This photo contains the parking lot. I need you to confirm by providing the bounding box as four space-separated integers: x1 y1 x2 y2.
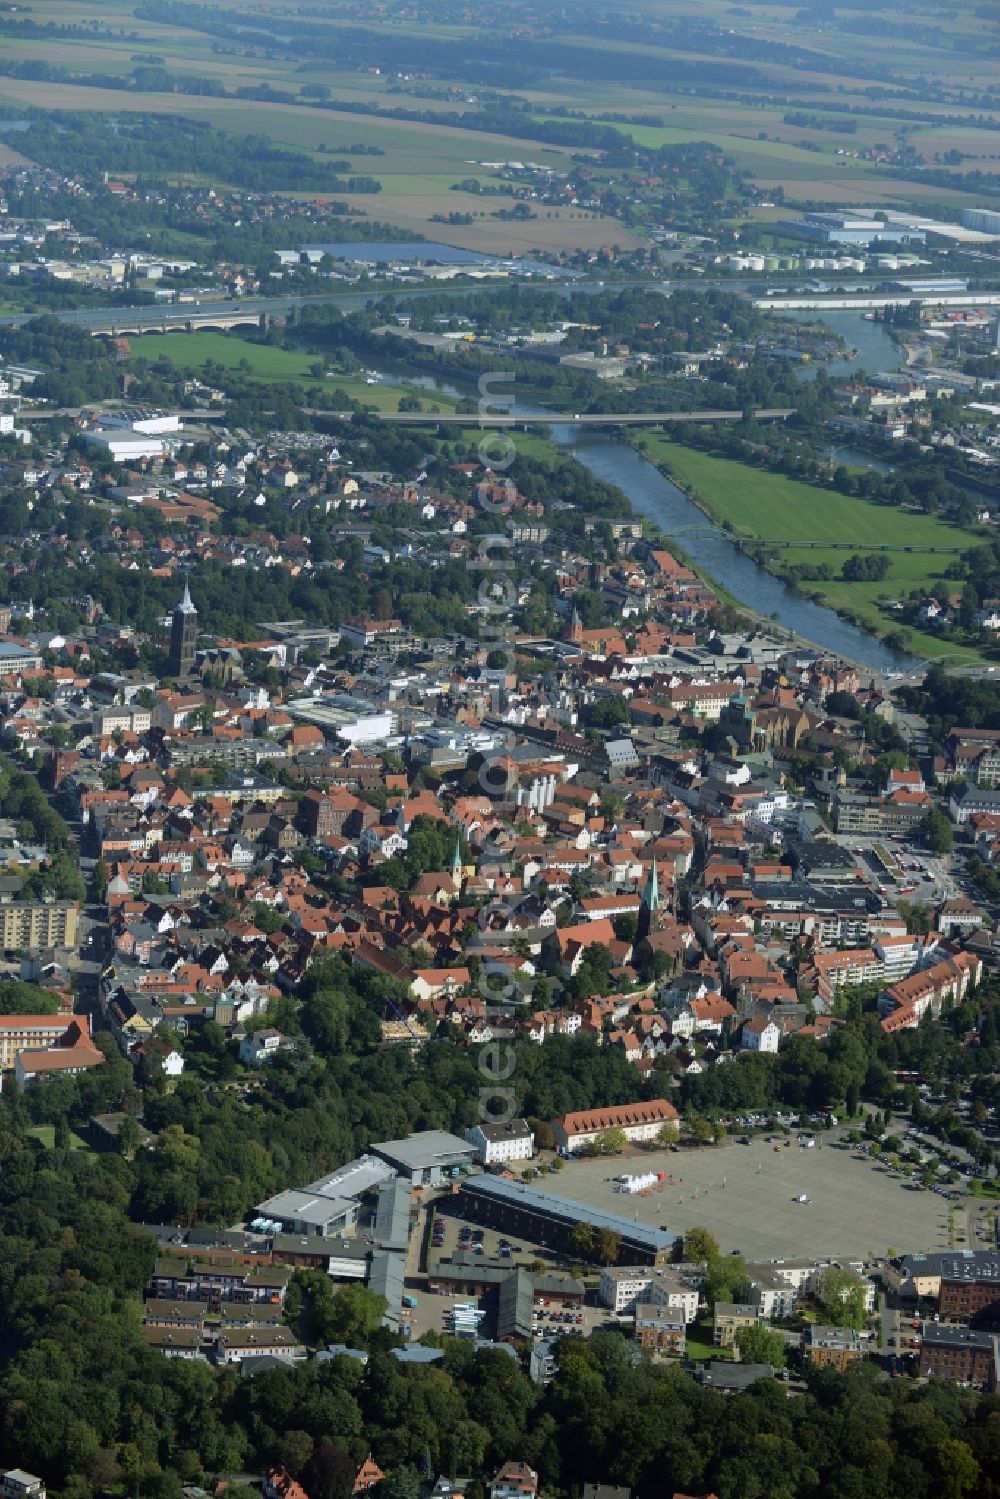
537 1135 966 1262
401 1202 600 1342
832 833 955 904
429 1204 534 1267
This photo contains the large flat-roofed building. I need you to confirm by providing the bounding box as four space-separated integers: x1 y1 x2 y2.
460 1175 678 1265
286 694 396 746
0 899 79 951
553 1098 678 1154
598 1263 700 1318
370 1129 477 1185
0 642 43 677
778 211 926 247
887 1251 1000 1320
254 1153 396 1237
599 1264 657 1313
254 1187 359 1239
80 428 165 462
962 208 1000 236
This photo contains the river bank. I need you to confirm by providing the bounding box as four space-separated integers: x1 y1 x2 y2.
537 419 921 671
369 301 966 671
616 433 991 668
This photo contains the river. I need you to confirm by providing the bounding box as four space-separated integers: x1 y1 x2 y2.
377 309 915 669
541 420 911 670
786 308 904 383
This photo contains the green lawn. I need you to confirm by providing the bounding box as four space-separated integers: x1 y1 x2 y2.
129 331 318 380
638 436 989 659
28 1124 91 1152
127 331 459 412
685 1321 728 1362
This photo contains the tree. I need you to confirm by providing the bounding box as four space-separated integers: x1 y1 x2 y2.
117 1116 141 1158
593 1126 628 1155
815 1268 867 1330
925 807 954 855
567 1221 594 1259
302 1441 357 1499
689 1116 714 1146
593 1228 621 1265
706 1252 748 1310
685 1226 720 1264
377 1467 422 1499
735 1323 786 1368
323 1283 387 1346
0 980 59 1015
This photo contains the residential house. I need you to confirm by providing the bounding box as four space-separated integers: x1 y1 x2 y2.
634 1305 686 1355
804 1324 863 1371
490 1466 539 1499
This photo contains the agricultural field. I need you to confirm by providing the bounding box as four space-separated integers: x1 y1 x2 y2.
0 72 632 252
126 330 461 414
638 436 986 658
2 0 997 239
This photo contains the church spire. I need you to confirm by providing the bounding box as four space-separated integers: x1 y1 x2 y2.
637 855 660 945
451 833 463 885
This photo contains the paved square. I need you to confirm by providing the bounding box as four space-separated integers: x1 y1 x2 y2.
536 1137 957 1262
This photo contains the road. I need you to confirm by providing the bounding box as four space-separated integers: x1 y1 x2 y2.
374 407 796 427
2 267 979 335
0 281 596 334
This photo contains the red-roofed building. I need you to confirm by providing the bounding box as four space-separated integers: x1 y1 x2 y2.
264 1469 308 1499
13 1015 105 1089
553 1098 678 1154
353 1460 385 1496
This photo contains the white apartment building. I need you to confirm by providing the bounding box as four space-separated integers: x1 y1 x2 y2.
599 1265 654 1313
874 934 920 981
645 1271 701 1323
599 1264 700 1321
464 1119 535 1166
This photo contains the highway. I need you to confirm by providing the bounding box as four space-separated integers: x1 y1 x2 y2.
0 295 305 334
5 271 993 335
0 283 595 334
